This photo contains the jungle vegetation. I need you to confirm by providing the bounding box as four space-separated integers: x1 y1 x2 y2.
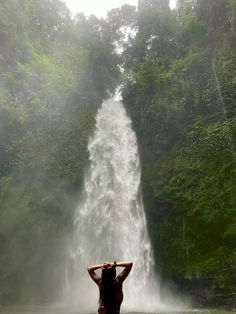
0 0 236 304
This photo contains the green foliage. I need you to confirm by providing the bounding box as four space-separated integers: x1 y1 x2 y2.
122 0 236 289
1 0 236 305
0 0 120 304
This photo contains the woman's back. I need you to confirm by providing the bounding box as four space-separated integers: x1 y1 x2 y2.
98 278 123 314
87 261 133 314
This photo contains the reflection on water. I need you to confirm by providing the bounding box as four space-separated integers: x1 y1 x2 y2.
0 307 235 314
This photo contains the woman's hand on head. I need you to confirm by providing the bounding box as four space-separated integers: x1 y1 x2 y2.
102 262 108 269
102 261 115 269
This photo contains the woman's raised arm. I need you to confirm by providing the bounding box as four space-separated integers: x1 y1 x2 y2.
115 261 133 283
87 263 103 285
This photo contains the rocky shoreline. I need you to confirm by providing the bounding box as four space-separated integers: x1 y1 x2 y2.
174 277 236 310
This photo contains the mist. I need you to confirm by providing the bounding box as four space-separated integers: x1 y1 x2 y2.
1 0 236 313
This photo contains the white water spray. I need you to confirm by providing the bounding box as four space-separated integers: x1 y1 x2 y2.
66 99 168 312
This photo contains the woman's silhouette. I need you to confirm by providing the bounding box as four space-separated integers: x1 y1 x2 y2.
87 260 133 314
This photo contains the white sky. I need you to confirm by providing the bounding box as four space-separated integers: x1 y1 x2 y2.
63 0 177 18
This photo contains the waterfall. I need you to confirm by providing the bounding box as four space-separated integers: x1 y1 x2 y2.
66 98 162 312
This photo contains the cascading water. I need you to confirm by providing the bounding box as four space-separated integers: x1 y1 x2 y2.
66 98 165 312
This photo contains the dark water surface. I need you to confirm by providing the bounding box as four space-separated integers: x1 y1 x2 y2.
0 307 235 314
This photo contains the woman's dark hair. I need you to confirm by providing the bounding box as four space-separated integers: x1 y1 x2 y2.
99 267 116 313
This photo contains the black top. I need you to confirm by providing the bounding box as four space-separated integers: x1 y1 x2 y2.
98 279 123 314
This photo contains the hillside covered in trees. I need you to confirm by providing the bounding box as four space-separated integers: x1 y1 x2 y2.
0 0 236 306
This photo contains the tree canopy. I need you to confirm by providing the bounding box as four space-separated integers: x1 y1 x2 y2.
0 0 236 305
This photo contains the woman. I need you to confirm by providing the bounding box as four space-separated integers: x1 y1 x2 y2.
87 260 133 314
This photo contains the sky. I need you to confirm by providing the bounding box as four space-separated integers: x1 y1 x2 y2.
63 0 177 18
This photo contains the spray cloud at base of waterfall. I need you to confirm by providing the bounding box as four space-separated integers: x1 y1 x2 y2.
65 98 186 312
